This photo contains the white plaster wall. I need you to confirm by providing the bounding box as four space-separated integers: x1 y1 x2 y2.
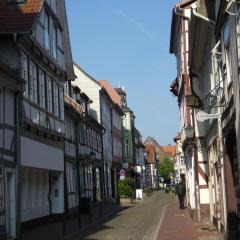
21 167 50 222
200 189 210 204
73 65 101 122
21 137 64 171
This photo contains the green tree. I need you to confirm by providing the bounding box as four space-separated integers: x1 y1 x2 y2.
159 156 175 181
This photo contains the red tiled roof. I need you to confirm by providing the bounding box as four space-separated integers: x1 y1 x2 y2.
99 80 121 106
0 0 43 33
161 146 176 157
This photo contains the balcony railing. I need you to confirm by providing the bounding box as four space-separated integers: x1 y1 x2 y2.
201 80 225 110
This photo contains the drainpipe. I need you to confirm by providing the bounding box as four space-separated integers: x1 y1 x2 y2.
15 91 21 240
192 3 215 28
12 32 22 240
75 119 81 228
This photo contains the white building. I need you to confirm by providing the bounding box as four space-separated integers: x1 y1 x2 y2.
73 64 114 202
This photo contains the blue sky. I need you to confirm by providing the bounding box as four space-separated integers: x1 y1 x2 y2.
65 0 179 145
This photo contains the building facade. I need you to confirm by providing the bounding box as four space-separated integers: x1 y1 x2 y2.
0 0 74 239
170 0 240 239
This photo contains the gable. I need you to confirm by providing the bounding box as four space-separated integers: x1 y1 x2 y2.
33 0 74 80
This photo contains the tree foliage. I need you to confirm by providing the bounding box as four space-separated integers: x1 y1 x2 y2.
159 156 175 181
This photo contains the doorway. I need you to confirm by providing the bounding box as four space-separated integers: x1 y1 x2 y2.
50 172 64 216
5 169 16 239
224 129 239 240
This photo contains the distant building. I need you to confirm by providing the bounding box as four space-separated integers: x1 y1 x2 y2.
99 80 124 201
161 145 176 160
144 144 158 189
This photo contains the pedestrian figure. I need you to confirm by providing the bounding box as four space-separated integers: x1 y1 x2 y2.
176 180 186 209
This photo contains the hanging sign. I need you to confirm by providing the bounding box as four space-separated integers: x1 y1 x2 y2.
196 111 220 122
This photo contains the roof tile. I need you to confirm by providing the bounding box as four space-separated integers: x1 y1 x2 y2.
0 0 43 33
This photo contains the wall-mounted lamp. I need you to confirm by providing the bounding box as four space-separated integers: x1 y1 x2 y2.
185 95 201 108
89 151 96 160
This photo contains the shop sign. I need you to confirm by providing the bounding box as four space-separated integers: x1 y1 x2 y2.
196 111 220 122
119 169 125 180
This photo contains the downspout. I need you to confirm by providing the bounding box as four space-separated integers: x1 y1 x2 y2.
99 90 106 203
13 32 22 240
75 118 81 228
15 91 21 240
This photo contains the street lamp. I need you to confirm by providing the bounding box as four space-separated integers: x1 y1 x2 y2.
184 125 194 139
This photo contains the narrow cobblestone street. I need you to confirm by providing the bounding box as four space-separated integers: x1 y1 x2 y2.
67 191 172 240
66 191 223 240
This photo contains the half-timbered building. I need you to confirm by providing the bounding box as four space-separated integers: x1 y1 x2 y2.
0 0 74 238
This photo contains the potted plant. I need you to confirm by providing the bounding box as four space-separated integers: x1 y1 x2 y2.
118 178 134 205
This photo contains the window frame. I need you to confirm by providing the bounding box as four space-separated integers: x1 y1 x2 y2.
53 80 59 117
38 68 46 109
21 52 29 98
29 60 38 103
44 11 50 51
46 75 53 113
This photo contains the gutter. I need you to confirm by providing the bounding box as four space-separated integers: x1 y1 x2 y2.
192 2 215 28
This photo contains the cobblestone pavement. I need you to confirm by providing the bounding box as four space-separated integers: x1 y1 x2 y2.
67 191 172 240
157 200 223 240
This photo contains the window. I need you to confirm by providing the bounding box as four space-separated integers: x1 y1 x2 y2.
71 87 76 101
59 87 64 120
225 43 232 85
52 25 57 59
39 69 46 108
29 61 38 103
57 28 65 69
44 12 50 50
64 81 69 95
47 76 53 113
125 139 129 156
53 81 59 117
236 12 240 65
21 53 29 97
223 20 232 86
